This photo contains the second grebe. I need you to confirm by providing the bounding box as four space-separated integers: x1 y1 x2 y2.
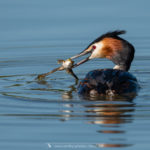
70 30 139 96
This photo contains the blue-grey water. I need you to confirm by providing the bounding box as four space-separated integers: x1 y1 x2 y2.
0 0 150 149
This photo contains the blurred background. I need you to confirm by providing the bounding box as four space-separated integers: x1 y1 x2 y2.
0 0 150 41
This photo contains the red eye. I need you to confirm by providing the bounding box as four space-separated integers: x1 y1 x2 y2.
92 45 96 49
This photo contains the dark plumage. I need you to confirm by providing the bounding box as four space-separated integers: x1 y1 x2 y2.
78 69 139 96
86 30 126 49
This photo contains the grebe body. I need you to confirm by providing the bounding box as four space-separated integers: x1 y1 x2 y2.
78 69 139 96
70 30 139 96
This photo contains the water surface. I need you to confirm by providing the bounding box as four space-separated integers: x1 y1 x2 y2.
0 0 150 149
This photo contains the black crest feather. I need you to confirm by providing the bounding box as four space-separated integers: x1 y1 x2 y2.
87 30 126 48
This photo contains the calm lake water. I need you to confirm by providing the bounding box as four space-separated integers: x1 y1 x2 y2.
0 0 150 149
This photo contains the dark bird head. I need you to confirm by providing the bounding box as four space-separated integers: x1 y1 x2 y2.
71 30 135 71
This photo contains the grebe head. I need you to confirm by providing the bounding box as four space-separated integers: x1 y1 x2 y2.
71 30 135 71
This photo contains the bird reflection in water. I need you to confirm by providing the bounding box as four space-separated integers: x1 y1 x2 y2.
61 93 135 148
36 78 77 100
36 78 135 148
61 85 77 100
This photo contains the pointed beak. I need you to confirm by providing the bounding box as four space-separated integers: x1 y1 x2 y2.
70 49 91 59
70 47 93 68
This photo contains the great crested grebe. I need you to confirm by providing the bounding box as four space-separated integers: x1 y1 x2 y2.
70 30 139 96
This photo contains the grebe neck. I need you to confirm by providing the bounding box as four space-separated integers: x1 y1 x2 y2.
113 65 129 71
